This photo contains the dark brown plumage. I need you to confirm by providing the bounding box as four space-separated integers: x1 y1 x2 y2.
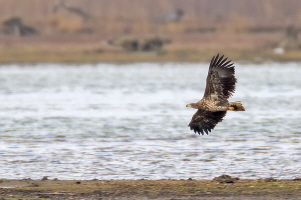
186 54 245 135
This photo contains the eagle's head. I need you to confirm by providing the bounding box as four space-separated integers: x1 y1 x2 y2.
186 103 198 109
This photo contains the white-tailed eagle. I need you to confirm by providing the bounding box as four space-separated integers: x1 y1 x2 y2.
186 54 245 135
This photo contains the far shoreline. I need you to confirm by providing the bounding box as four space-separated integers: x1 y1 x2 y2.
1 49 301 65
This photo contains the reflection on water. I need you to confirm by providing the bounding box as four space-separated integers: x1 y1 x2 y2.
0 62 301 180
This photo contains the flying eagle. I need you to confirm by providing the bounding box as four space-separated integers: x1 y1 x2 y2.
186 54 245 135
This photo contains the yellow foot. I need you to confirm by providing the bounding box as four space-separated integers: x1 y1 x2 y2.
228 107 235 111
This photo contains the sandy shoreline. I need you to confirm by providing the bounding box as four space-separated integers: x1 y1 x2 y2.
1 176 301 199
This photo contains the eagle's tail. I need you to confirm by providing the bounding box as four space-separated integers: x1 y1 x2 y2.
228 101 245 111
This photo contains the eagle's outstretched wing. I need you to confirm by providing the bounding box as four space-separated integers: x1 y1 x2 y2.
188 109 227 135
203 54 236 101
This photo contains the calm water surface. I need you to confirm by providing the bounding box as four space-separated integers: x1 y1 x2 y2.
0 62 301 180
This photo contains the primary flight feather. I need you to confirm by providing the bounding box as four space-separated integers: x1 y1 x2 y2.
186 54 245 135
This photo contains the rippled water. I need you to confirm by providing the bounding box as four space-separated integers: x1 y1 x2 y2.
0 62 301 180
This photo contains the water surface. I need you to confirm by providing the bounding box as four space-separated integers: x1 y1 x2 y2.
0 62 301 180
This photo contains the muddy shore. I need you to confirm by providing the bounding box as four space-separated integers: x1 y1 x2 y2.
1 176 301 200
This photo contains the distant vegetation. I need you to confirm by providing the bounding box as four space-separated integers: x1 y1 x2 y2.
0 0 300 35
0 0 301 63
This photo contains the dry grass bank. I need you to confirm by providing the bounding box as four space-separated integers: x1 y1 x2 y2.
1 178 301 199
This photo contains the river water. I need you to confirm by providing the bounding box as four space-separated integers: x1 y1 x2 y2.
0 62 301 180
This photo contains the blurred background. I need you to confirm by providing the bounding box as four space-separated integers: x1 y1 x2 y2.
1 0 301 62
